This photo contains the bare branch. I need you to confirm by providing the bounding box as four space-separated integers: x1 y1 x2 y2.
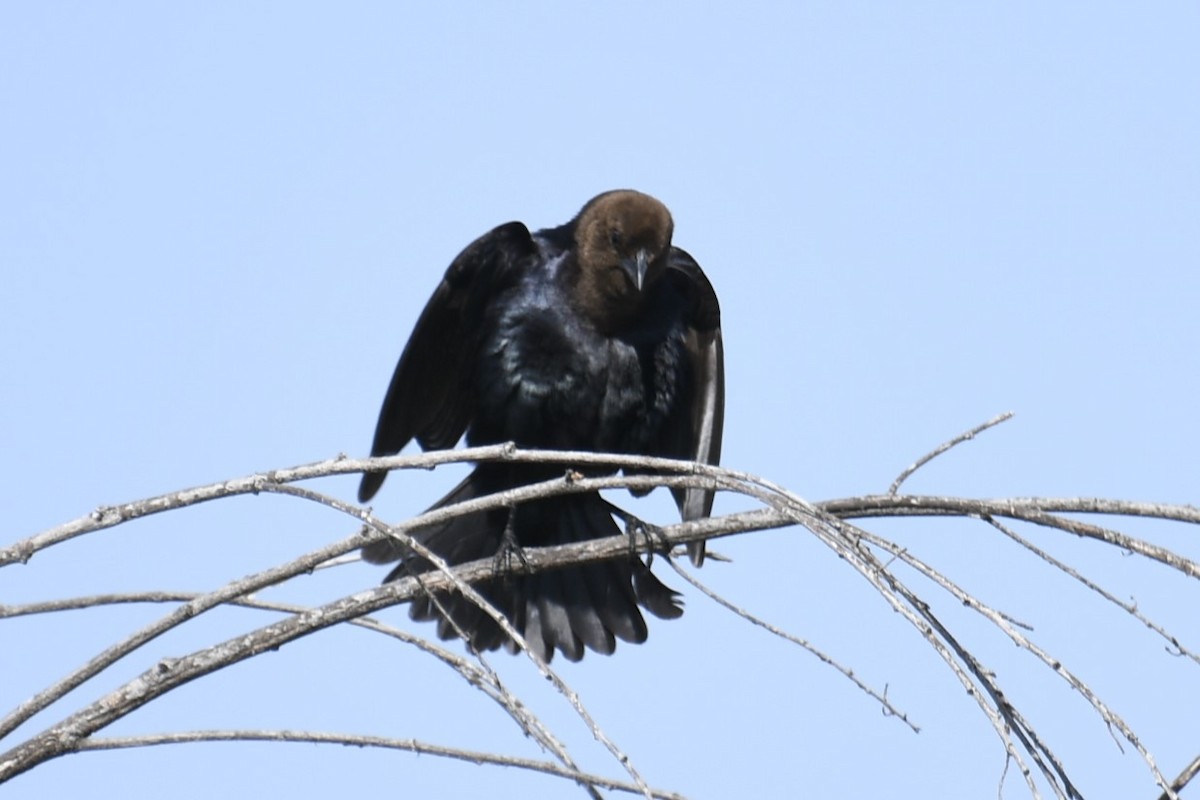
0 494 778 784
854 524 1171 794
0 531 364 742
889 412 1015 495
1159 752 1200 800
668 559 920 733
4 446 1198 796
819 495 1200 579
73 730 685 800
985 517 1200 666
0 590 579 769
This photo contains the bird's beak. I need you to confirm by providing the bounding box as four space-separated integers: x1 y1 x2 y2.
622 250 650 292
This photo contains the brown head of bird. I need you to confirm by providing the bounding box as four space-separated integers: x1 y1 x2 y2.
571 189 674 333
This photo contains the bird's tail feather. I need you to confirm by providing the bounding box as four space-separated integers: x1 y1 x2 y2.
362 470 683 661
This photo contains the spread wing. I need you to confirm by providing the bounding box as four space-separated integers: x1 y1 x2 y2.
662 247 725 566
358 222 536 502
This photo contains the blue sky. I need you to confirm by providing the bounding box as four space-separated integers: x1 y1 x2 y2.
3 3 1199 797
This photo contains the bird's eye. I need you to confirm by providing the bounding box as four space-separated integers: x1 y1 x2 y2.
608 229 623 248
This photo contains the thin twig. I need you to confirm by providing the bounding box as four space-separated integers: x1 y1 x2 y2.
702 478 1053 796
814 514 1062 798
0 532 365 742
855 524 1171 795
712 469 1060 796
889 412 1015 495
668 558 919 733
0 590 577 768
984 516 1200 666
73 730 685 800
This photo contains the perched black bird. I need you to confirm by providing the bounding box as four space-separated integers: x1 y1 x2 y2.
359 190 724 661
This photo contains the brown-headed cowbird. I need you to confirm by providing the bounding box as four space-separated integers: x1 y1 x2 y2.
359 189 724 661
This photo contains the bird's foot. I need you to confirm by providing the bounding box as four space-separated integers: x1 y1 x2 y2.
493 506 530 577
608 505 669 566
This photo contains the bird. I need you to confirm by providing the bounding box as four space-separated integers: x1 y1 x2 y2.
358 189 724 662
